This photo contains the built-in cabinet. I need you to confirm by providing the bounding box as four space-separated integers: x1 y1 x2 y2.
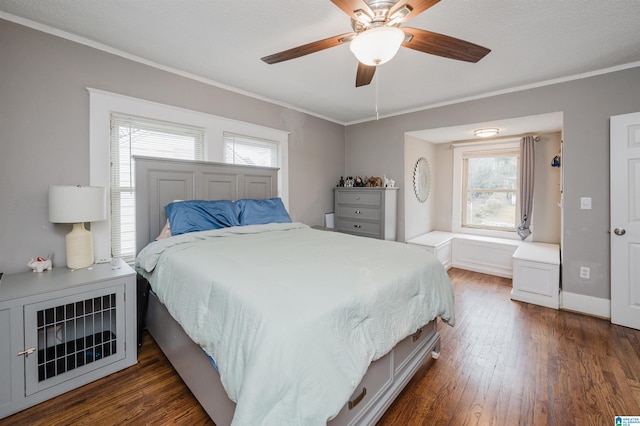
408 231 560 309
0 259 137 419
334 187 399 240
406 231 453 270
511 244 560 309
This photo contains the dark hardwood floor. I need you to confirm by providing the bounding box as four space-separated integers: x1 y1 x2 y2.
4 268 640 425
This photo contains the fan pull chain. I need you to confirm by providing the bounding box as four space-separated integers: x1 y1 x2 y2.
375 66 379 121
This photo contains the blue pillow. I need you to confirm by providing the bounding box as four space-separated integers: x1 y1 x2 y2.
165 200 240 236
235 198 291 225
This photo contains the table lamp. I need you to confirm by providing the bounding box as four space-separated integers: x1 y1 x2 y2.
48 185 107 269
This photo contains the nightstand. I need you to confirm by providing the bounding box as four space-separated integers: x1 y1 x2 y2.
0 258 137 419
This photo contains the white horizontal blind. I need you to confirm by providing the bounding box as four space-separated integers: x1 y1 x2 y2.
223 132 278 167
110 113 204 261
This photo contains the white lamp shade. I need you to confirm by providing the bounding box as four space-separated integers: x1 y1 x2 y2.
350 26 405 66
49 185 106 223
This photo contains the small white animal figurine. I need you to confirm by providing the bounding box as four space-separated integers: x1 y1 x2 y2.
28 257 52 272
383 175 396 188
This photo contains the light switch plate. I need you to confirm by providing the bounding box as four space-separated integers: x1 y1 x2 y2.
580 197 592 210
580 266 591 279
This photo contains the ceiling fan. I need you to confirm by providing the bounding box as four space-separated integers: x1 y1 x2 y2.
261 0 491 87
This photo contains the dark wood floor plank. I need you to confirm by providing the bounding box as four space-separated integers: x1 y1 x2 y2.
3 268 639 425
379 268 640 425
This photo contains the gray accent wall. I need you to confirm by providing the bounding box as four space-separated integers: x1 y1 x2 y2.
346 66 640 301
3 16 640 306
0 19 345 274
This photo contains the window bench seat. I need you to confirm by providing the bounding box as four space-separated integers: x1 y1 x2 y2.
407 231 560 309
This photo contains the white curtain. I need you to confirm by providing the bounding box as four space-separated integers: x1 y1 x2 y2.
517 136 535 239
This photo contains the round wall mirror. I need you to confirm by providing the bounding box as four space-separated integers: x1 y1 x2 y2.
413 157 431 203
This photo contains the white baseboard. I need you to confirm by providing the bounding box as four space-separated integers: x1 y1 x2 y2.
561 291 611 319
451 260 512 278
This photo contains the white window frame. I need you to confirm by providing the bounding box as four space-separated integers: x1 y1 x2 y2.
89 88 289 263
110 113 205 262
223 132 279 167
452 139 523 240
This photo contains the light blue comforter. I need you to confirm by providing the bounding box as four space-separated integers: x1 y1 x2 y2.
136 222 454 425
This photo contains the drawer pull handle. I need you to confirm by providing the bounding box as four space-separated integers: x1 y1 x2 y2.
18 347 36 358
348 387 367 409
412 328 423 342
355 210 361 214
354 225 362 228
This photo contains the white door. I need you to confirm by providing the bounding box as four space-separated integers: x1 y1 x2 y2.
610 111 640 330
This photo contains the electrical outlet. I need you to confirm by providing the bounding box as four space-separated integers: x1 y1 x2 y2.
580 197 592 210
580 266 591 279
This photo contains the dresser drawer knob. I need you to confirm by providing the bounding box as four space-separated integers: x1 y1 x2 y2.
354 225 362 228
355 210 361 214
356 196 360 200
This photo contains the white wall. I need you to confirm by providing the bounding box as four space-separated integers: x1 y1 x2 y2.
404 135 436 240
433 143 454 232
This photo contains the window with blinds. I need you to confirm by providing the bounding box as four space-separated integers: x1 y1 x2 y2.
223 132 278 167
110 113 204 261
461 147 520 231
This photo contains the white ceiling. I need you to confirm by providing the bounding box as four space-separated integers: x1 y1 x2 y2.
1 0 639 127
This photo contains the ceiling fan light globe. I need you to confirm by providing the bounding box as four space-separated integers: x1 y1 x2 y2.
349 26 404 66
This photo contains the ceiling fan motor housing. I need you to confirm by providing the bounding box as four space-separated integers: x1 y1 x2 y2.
352 0 407 31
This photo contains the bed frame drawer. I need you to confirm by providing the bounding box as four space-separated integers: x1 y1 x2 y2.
393 320 437 375
332 352 392 425
330 319 440 426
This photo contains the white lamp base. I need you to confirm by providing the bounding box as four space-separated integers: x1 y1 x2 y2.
66 222 94 269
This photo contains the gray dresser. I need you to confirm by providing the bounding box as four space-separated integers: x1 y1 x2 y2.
334 187 399 240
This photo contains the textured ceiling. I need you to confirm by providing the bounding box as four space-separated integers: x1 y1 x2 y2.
1 0 639 125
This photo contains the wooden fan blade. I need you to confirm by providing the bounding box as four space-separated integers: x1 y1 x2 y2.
389 0 441 22
355 62 376 87
402 27 490 63
261 32 355 64
331 0 373 20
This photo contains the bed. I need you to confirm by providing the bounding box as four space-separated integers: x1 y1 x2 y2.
134 156 454 426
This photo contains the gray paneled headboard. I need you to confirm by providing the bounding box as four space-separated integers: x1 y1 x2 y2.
134 156 279 254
